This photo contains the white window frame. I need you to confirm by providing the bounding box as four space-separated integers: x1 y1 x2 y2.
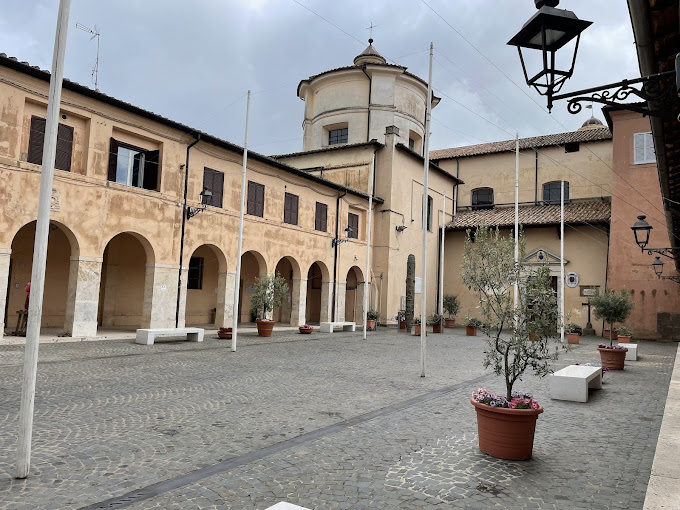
634 132 655 165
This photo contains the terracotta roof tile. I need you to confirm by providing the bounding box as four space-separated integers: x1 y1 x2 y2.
447 198 611 230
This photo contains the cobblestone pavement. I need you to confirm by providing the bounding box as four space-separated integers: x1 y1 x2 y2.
0 329 675 509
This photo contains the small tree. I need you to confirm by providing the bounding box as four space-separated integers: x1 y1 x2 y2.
461 226 559 400
590 289 634 345
250 274 289 320
443 294 460 318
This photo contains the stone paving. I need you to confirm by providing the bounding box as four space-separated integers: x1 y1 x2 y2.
0 328 675 509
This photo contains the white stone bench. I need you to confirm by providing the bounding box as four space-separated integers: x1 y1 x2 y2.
624 343 638 361
549 365 602 403
135 327 204 345
319 321 356 333
266 504 310 510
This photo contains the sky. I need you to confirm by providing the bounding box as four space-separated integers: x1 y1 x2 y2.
0 0 640 155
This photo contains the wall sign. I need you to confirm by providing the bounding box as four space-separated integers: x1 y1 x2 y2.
566 272 579 288
580 285 600 297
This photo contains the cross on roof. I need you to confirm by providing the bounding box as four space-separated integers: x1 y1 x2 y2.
366 22 377 40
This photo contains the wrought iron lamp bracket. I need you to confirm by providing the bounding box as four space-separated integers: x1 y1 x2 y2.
657 274 680 283
644 247 678 260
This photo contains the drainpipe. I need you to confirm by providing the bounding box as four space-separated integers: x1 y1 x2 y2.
331 190 347 322
455 158 460 208
361 65 372 142
534 149 539 204
176 133 201 327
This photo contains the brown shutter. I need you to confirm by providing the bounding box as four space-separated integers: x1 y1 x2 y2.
202 167 213 205
107 138 119 182
284 193 291 223
291 194 298 225
256 183 265 217
348 213 359 239
27 116 46 165
55 123 73 172
142 150 160 190
321 203 327 231
212 169 223 208
247 181 255 215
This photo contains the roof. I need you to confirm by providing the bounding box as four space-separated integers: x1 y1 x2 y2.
430 127 612 160
272 141 383 159
446 198 611 231
353 39 386 65
394 143 464 185
0 53 382 205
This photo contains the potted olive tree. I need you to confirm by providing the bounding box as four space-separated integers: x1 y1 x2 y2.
462 226 559 460
465 316 482 336
443 294 460 328
366 309 380 331
250 274 289 337
566 323 582 344
428 313 444 333
590 289 634 369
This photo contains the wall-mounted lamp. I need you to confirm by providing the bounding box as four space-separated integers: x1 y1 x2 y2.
395 225 407 233
186 188 212 220
332 227 352 248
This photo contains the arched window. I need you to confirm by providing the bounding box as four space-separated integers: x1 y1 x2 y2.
543 181 569 205
471 188 494 210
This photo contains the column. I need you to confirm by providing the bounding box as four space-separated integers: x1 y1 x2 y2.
0 249 10 341
356 281 367 327
64 256 103 338
101 264 118 327
142 263 180 328
290 277 307 326
320 280 332 323
335 281 346 322
216 270 236 328
175 266 188 328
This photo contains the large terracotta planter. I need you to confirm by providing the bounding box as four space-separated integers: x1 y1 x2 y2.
217 330 232 340
618 335 631 343
413 324 421 336
256 320 275 337
604 328 618 341
445 318 455 328
299 326 313 334
471 398 543 460
399 321 406 330
567 333 580 344
366 319 376 331
598 347 627 370
466 326 477 336
433 323 443 334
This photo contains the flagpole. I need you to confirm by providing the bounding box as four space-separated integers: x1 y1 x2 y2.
439 192 445 319
232 91 251 352
16 0 71 479
514 133 519 319
420 42 433 378
560 179 565 343
362 153 375 340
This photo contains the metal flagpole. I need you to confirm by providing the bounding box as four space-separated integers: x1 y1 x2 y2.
232 91 251 352
16 0 71 479
560 180 565 343
439 192 445 317
514 133 519 318
420 42 433 378
362 153 375 340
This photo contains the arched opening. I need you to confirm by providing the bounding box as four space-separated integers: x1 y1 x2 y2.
185 244 226 327
238 250 267 323
6 221 77 333
98 232 153 330
273 256 300 324
306 261 330 324
345 266 364 322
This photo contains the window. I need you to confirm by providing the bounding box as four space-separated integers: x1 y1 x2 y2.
543 181 569 205
634 132 655 164
315 202 328 232
27 115 74 172
247 181 265 217
187 257 203 290
408 138 415 150
426 195 433 231
471 188 494 210
347 212 359 239
564 142 580 153
284 192 299 225
329 127 348 145
202 167 224 208
107 138 160 190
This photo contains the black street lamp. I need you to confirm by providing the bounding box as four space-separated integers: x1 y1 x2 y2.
631 215 652 250
653 256 664 276
186 188 212 220
630 214 680 283
508 1 679 117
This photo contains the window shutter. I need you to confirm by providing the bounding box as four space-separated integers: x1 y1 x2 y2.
108 138 119 182
284 193 291 223
256 183 265 217
55 123 73 172
27 116 46 165
634 133 645 164
644 132 655 164
315 202 327 231
247 181 255 215
202 168 213 205
291 194 298 225
212 170 223 208
142 150 160 190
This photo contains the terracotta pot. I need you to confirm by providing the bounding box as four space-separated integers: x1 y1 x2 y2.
604 328 618 341
618 335 631 343
529 332 539 341
217 331 232 339
433 323 443 333
399 320 406 330
598 347 628 370
366 319 376 331
299 327 313 334
567 333 580 344
445 318 456 328
256 320 275 337
466 325 477 336
413 324 421 336
471 398 543 460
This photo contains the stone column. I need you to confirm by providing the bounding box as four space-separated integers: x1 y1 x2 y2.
101 265 118 327
320 280 332 323
356 281 367 326
290 278 308 326
216 270 236 328
142 263 180 329
335 281 346 322
175 266 188 328
0 249 11 341
65 256 103 338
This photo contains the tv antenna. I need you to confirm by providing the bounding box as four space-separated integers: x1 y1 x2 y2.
76 22 100 91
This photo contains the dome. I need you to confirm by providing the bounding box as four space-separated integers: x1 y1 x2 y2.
353 39 387 66
578 115 604 130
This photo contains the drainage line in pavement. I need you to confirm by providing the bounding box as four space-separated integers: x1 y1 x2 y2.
79 373 490 510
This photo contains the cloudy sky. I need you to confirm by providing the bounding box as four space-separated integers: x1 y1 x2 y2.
0 0 639 155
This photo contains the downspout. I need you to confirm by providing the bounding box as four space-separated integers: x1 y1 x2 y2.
176 133 201 327
361 65 372 142
331 190 348 322
534 149 539 204
455 158 460 208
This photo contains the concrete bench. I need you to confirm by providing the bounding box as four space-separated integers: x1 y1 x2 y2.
319 321 356 333
624 343 638 361
135 327 204 345
549 364 602 403
266 504 310 510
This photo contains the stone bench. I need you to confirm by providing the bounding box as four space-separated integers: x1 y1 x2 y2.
135 327 204 345
624 343 638 361
319 321 356 333
266 504 310 510
549 364 602 403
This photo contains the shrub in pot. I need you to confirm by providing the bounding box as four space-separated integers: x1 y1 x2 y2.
366 309 380 331
413 316 422 336
590 289 634 366
617 324 633 343
461 226 559 460
299 324 314 334
218 327 232 339
465 316 482 336
566 323 582 344
250 274 289 337
443 294 460 328
396 310 406 330
428 313 444 333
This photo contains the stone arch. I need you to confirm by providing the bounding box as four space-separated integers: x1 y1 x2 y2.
184 244 228 327
238 250 268 323
100 230 156 267
273 256 302 324
306 261 331 324
344 265 365 323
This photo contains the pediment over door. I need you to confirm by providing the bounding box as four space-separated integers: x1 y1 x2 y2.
523 248 569 266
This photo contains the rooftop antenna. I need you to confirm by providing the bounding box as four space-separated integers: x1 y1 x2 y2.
75 22 100 91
